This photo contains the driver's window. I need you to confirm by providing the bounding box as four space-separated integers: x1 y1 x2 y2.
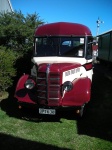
86 43 92 59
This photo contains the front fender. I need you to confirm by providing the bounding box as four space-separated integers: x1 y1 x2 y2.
15 74 29 92
14 74 36 104
62 77 92 106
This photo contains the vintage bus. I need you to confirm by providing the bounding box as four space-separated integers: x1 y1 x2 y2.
15 22 93 117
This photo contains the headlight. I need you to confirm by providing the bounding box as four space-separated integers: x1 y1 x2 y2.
63 81 73 91
25 79 35 89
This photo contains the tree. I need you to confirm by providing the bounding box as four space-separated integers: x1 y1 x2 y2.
0 11 44 54
0 11 44 93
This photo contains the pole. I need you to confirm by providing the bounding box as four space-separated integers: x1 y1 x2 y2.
96 17 104 36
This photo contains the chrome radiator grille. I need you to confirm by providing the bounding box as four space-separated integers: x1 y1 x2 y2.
37 72 47 102
37 72 60 104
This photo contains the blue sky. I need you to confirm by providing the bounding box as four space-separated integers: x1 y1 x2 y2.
11 0 112 36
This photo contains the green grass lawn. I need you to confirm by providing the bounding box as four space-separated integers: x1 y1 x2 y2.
0 71 112 150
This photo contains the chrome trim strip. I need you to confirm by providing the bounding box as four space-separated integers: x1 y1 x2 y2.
46 64 50 103
37 96 46 99
37 84 46 86
49 98 59 100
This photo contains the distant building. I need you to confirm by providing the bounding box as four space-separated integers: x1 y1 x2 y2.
0 0 13 13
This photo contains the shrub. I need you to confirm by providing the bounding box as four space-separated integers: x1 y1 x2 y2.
0 46 17 93
0 11 44 77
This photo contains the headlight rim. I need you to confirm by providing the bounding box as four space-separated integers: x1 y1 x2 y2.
63 81 73 92
25 79 35 90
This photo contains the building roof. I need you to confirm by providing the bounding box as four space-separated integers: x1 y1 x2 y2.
97 29 112 37
0 0 13 13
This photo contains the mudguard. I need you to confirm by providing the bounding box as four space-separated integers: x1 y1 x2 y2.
62 77 91 106
15 74 36 104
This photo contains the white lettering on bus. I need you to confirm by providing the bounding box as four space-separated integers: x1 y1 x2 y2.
65 68 80 77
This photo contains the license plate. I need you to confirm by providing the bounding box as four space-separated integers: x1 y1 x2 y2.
39 108 56 115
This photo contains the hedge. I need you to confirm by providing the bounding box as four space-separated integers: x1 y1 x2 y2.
0 46 17 93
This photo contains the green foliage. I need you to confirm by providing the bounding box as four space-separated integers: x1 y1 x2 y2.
0 11 44 92
0 11 44 54
0 46 17 92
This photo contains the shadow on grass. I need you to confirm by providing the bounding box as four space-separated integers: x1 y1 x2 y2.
77 71 112 142
0 75 77 122
0 92 77 123
0 133 70 150
0 77 22 119
0 67 112 142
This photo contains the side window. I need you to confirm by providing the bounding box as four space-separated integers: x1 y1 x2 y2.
36 38 48 46
86 43 92 59
35 38 42 45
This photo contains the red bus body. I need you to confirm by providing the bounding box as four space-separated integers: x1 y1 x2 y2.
15 22 93 116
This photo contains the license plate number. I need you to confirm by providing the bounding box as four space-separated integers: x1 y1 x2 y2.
39 108 56 115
